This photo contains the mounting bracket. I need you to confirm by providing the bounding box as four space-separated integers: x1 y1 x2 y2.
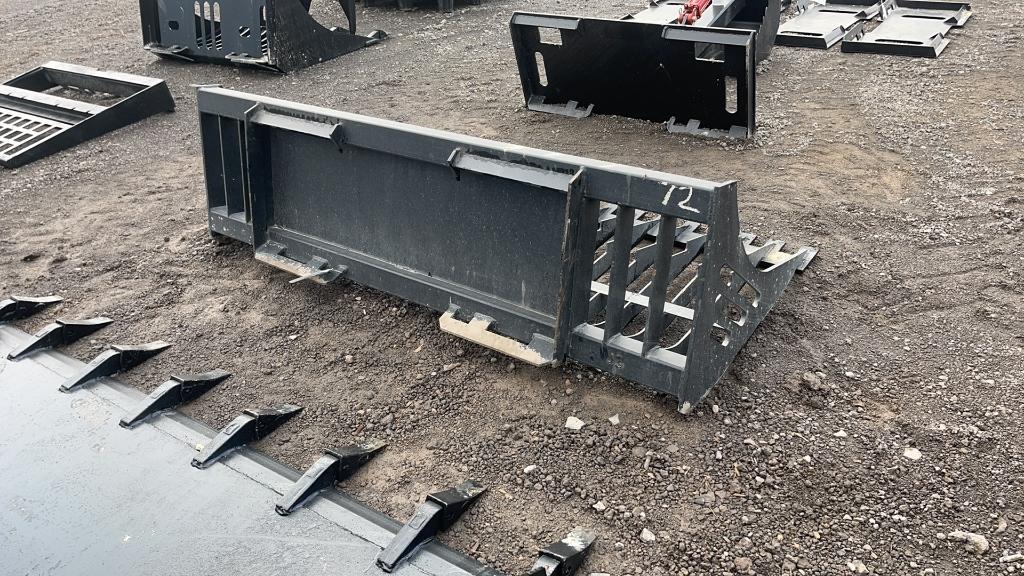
119 370 231 428
0 295 63 323
7 317 113 361
192 405 303 469
528 527 598 576
59 341 172 392
275 441 387 515
377 480 487 572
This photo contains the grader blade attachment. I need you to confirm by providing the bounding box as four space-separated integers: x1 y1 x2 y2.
198 87 816 413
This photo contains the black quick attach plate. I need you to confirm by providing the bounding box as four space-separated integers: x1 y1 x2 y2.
0 62 173 169
0 295 62 322
119 370 231 428
276 441 387 515
842 0 972 57
776 0 883 48
510 0 780 138
59 341 172 392
199 88 816 413
7 317 113 360
139 0 386 72
377 481 487 572
192 404 303 469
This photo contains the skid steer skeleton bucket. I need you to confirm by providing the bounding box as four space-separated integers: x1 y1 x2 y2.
198 88 816 413
510 0 780 138
139 0 385 72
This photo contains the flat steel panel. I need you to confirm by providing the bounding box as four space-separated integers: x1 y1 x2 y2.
268 130 567 315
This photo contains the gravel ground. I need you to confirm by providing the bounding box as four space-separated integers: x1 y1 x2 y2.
1 0 1022 575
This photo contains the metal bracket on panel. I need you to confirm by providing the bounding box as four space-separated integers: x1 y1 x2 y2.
526 96 595 119
7 317 113 361
376 480 487 572
528 527 598 576
256 242 348 284
666 117 750 139
59 341 172 393
119 370 231 428
330 124 347 151
439 306 554 367
191 404 303 469
275 440 387 515
0 295 63 323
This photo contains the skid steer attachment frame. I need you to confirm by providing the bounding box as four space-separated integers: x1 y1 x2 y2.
139 0 385 72
0 62 173 169
510 0 780 138
199 88 816 412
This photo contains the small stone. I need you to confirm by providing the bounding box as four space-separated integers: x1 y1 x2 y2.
846 560 868 574
903 447 922 461
523 464 538 475
948 530 990 554
608 414 620 426
344 354 354 364
834 430 848 438
565 416 585 431
640 528 656 543
442 362 460 373
1000 553 1024 563
593 501 607 512
693 491 716 506
734 557 752 571
801 371 825 390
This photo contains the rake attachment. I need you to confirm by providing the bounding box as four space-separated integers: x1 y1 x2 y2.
198 87 816 413
510 0 781 138
139 0 386 72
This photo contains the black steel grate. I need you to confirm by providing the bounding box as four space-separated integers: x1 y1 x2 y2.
0 111 67 161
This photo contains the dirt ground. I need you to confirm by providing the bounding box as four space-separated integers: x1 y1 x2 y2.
2 0 1023 574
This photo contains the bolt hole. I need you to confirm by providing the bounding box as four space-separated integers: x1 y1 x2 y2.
538 27 562 46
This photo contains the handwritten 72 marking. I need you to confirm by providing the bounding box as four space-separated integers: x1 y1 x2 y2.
661 185 699 213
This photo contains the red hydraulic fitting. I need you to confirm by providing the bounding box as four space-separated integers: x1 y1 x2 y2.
676 0 712 24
